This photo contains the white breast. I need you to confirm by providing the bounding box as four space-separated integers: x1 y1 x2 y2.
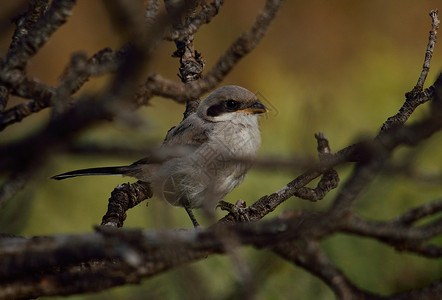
152 113 261 209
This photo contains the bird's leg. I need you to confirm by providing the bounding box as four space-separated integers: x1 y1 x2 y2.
217 199 251 222
183 199 200 228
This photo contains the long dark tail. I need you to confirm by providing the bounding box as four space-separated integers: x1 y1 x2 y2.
50 166 131 180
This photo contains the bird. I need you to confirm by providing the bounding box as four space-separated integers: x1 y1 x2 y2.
51 85 267 227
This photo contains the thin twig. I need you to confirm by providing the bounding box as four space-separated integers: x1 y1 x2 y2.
414 9 440 92
3 0 76 70
144 0 160 25
380 9 439 132
392 198 442 226
165 0 223 41
0 48 122 131
0 85 8 112
135 0 284 103
273 241 378 299
8 0 50 64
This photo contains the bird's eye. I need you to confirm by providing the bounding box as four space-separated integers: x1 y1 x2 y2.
225 100 239 109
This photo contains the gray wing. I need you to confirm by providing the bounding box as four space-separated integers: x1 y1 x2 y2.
163 114 213 147
125 115 213 181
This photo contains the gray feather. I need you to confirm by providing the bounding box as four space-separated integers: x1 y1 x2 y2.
50 166 131 180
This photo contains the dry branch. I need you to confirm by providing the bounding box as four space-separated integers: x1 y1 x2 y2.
135 0 285 102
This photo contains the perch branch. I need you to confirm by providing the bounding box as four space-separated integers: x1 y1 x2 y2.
101 181 153 228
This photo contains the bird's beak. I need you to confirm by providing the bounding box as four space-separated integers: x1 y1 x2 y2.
240 101 268 114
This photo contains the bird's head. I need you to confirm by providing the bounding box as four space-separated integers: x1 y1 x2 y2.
198 85 268 122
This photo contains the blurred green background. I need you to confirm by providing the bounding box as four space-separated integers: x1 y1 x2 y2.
1 0 442 299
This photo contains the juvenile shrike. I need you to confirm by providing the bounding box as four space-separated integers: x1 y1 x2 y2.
52 85 267 227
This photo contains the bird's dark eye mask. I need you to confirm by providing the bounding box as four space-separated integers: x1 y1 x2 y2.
207 99 267 117
207 99 243 117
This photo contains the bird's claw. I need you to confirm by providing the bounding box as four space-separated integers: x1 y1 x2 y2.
217 200 251 222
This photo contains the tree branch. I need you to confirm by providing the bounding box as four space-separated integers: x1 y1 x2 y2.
3 0 76 70
135 0 284 103
380 9 439 132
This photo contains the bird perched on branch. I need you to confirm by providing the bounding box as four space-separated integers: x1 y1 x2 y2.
51 85 267 227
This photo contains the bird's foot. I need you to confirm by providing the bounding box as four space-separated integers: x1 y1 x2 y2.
217 200 251 222
184 203 200 228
